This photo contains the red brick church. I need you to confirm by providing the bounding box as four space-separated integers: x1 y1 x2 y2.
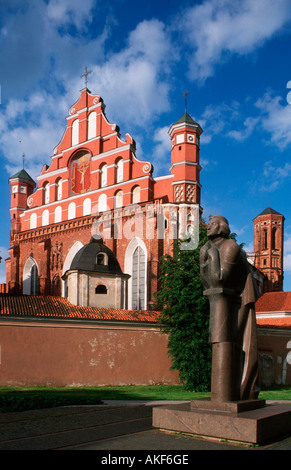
1 86 290 388
6 87 201 309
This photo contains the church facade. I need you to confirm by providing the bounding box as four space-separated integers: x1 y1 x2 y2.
6 88 202 309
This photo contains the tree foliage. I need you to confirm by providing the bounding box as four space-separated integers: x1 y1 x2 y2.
155 222 211 391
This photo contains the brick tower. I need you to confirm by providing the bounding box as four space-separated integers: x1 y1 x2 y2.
168 111 203 208
9 168 36 240
253 207 284 292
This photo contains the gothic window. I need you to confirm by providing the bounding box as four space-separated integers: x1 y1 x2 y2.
43 182 50 204
30 264 38 295
132 185 140 204
42 209 49 226
272 227 278 250
83 197 91 216
116 158 123 183
95 284 107 294
54 206 62 223
56 178 62 201
72 119 79 146
114 190 123 208
132 246 146 310
124 237 147 310
88 112 97 140
30 213 37 229
23 257 39 295
100 164 107 187
263 229 268 249
68 202 76 220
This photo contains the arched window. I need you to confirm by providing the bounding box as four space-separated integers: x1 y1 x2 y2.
132 185 140 204
132 246 146 310
95 284 107 294
56 178 62 201
114 190 123 208
42 209 49 226
43 182 50 204
98 193 107 212
124 237 147 311
263 229 268 249
30 213 37 229
68 202 76 220
88 112 97 139
23 257 39 295
100 164 107 187
30 264 38 295
72 119 79 146
54 206 62 223
83 197 91 216
95 252 108 266
116 158 123 183
272 227 278 250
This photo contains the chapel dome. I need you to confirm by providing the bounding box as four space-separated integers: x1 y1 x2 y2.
70 238 123 274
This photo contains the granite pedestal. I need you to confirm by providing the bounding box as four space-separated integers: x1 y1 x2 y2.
152 399 291 445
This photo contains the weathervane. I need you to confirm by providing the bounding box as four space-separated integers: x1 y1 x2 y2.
80 66 92 88
183 89 189 112
22 153 25 169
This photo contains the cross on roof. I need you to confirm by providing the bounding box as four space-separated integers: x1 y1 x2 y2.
80 66 92 88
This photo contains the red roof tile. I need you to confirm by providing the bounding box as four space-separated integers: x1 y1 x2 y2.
256 317 291 329
0 294 159 324
255 291 291 313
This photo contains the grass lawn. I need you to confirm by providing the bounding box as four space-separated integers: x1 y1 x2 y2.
0 384 290 413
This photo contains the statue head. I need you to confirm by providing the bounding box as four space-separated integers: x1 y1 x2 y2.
207 215 230 240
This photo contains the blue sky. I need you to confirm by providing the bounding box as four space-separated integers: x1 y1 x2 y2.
0 0 291 290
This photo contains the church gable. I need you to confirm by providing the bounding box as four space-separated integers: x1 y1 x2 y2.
19 88 153 230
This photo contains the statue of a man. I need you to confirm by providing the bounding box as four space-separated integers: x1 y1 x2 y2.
200 215 260 402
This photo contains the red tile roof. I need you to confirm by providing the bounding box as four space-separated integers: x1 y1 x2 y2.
255 291 291 313
0 294 159 324
256 316 291 329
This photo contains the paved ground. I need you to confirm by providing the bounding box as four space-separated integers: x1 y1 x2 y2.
0 400 291 455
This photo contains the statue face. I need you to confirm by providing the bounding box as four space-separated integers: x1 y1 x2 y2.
207 217 220 238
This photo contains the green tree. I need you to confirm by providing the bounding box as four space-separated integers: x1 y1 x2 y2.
155 222 211 391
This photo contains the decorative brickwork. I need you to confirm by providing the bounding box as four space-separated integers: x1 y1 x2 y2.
6 89 202 310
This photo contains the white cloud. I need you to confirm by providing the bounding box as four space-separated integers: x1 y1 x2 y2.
256 92 291 149
0 90 69 177
227 116 259 142
258 160 291 192
90 20 173 127
46 0 96 29
178 0 291 81
198 101 240 144
284 253 291 272
284 235 291 272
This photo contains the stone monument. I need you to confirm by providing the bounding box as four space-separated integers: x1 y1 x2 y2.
199 215 260 404
152 216 291 444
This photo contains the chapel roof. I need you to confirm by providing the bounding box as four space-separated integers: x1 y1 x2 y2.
69 238 123 274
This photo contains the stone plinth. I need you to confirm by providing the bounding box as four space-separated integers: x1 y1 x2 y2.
152 400 291 445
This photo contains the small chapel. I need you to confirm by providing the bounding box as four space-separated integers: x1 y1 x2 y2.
0 85 290 388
